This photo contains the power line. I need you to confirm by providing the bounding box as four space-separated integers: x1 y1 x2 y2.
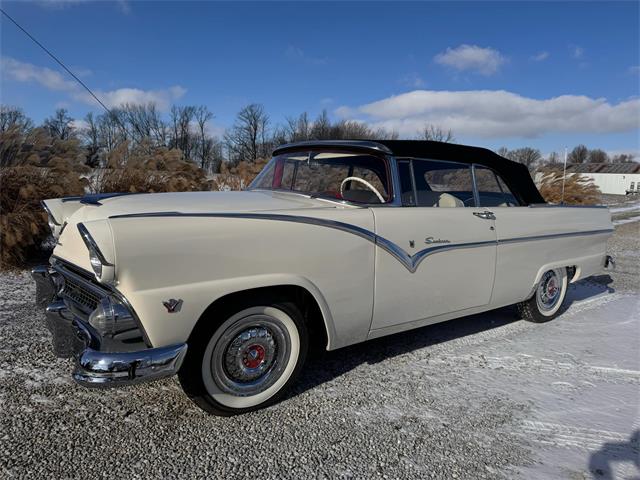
1 7 112 116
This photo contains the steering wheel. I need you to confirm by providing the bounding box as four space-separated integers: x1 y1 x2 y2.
462 196 475 207
340 177 385 203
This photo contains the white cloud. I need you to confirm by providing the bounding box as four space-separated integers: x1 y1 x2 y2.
399 72 426 88
531 51 549 62
434 44 506 76
37 0 130 13
74 86 186 110
570 45 585 59
284 46 327 66
336 89 640 139
1 56 77 92
1 56 186 110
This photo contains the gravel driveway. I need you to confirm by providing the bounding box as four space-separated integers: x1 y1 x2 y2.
1 213 638 479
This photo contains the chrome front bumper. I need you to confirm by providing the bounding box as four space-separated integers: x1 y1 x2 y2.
32 265 187 388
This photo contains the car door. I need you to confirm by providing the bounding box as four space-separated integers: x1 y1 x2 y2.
370 159 497 332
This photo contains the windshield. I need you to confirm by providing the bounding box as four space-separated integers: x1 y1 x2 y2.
249 150 392 204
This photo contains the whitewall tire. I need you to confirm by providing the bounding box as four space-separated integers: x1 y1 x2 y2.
179 297 308 416
517 268 568 323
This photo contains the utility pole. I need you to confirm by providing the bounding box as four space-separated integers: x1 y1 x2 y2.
560 146 568 205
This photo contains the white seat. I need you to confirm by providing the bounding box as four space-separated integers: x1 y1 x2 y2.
416 191 464 207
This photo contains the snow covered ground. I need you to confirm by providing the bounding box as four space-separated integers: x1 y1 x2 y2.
0 211 638 479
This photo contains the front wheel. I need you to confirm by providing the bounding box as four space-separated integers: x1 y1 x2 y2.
517 268 568 323
179 299 308 416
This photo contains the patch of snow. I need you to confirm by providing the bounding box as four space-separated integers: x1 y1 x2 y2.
609 200 640 213
613 215 640 225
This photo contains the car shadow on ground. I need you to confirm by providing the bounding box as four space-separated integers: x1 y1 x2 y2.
293 276 616 397
588 430 639 479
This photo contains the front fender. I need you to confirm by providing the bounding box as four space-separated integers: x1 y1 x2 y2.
122 273 337 350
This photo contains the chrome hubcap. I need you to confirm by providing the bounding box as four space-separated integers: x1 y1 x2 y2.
224 327 276 382
211 315 291 397
537 270 562 312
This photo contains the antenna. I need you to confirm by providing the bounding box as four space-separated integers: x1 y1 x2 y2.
560 146 568 205
0 8 113 116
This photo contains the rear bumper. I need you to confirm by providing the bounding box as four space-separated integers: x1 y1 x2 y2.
32 265 187 388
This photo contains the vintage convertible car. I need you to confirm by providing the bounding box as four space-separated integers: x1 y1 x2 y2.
32 140 614 415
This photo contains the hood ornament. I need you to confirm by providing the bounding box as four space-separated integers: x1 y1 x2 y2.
162 298 183 313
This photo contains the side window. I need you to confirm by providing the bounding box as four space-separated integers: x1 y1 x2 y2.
474 166 519 207
398 161 415 206
412 160 474 207
631 182 635 192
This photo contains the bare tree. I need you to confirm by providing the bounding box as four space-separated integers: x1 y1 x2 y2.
567 145 589 164
310 110 331 139
587 149 609 164
420 124 455 143
504 147 542 171
82 112 101 167
546 151 561 166
170 105 197 161
194 106 214 171
224 103 270 162
0 106 33 133
611 153 635 163
44 108 74 140
496 147 510 158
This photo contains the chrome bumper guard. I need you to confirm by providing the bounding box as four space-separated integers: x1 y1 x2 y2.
32 265 188 388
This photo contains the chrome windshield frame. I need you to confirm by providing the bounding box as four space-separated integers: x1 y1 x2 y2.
248 149 403 208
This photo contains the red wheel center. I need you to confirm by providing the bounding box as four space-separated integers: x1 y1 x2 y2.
243 344 266 369
547 280 557 296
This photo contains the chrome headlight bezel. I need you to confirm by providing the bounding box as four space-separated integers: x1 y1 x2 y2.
77 223 115 284
88 296 137 337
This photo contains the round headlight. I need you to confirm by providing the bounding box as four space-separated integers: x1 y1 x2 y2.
88 247 103 279
88 296 136 336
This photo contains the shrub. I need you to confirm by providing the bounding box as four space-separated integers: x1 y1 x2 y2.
211 158 268 191
537 171 601 205
87 142 208 193
0 164 87 268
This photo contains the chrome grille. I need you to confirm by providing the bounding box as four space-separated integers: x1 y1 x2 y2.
62 276 103 312
54 261 109 314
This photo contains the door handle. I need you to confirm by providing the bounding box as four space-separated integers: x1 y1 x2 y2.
473 210 495 220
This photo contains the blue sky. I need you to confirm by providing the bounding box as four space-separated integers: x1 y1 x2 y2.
1 1 639 157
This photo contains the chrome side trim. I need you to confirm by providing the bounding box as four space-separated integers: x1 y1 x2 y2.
497 229 613 245
77 223 114 266
375 237 496 273
528 203 608 209
109 212 613 273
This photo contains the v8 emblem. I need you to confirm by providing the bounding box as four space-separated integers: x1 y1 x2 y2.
162 298 183 313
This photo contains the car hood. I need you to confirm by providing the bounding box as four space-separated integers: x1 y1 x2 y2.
73 190 340 223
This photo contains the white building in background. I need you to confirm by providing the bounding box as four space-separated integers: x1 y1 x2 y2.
537 163 640 196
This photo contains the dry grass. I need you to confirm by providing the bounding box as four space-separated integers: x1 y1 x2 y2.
211 158 268 191
0 164 86 268
537 171 601 205
88 143 208 193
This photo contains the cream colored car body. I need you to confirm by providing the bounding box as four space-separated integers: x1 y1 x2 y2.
46 189 613 351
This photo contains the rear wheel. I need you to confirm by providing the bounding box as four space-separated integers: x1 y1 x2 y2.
179 298 308 416
517 268 568 323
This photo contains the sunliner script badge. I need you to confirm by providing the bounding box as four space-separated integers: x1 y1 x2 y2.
162 298 183 313
425 237 451 245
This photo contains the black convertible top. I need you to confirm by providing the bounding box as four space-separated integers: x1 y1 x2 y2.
273 139 545 205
